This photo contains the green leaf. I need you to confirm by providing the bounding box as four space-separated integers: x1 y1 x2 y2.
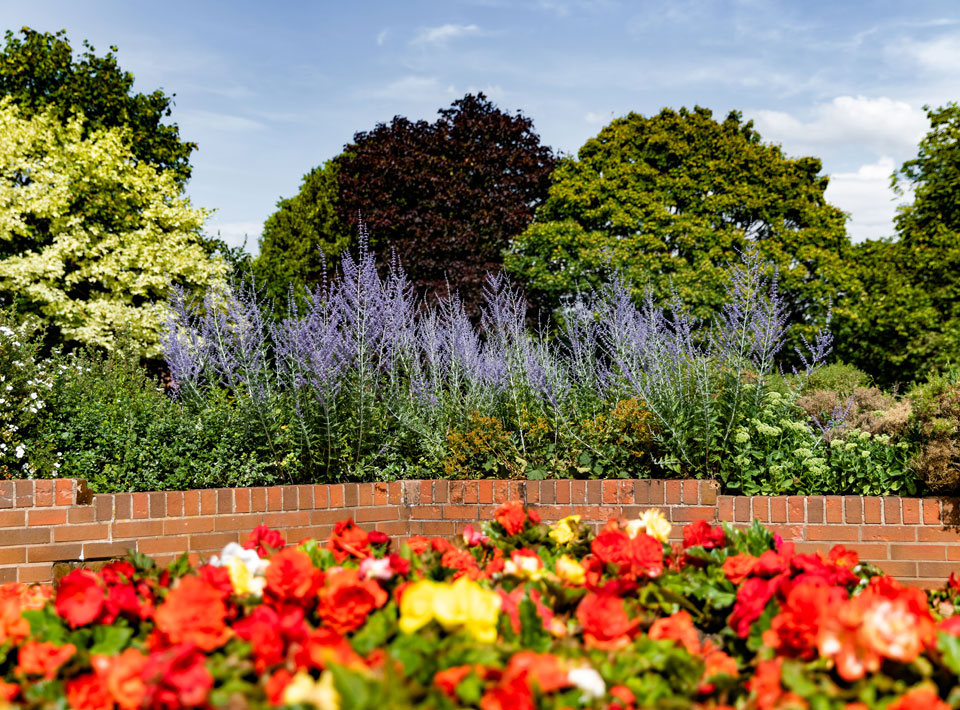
89 624 133 655
22 607 68 644
350 603 397 657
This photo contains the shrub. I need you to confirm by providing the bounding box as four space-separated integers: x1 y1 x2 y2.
907 374 960 493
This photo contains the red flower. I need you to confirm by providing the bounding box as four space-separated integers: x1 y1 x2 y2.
682 519 726 550
197 564 233 600
723 553 759 585
434 665 477 698
763 580 844 660
480 675 535 710
244 525 286 557
495 501 528 536
591 527 664 579
91 648 147 710
55 569 105 628
142 645 213 710
0 583 50 645
504 651 570 693
266 548 322 604
0 681 18 702
265 669 293 705
293 627 364 670
369 530 390 545
317 568 388 634
16 640 76 679
66 673 112 710
389 553 410 576
326 519 370 562
406 536 430 555
441 548 481 579
154 576 230 651
699 648 738 694
576 592 640 650
753 543 795 577
649 610 700 655
887 687 950 710
234 606 287 672
729 576 780 638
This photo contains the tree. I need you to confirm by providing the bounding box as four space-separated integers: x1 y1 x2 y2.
0 27 195 183
504 106 850 341
0 98 226 357
253 160 352 308
334 93 556 308
832 104 960 385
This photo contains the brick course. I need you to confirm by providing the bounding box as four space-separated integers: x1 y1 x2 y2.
2 478 960 588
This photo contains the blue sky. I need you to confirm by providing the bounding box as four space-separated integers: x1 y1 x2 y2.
3 0 958 252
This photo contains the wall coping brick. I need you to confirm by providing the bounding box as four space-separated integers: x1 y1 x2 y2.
2 479 959 588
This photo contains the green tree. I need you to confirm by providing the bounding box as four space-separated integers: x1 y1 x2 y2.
504 106 850 340
0 98 226 356
253 159 352 308
832 104 960 385
0 27 195 183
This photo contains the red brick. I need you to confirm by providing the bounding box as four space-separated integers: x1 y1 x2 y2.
580 480 597 505
948 546 960 561
838 543 887 561
267 487 282 512
28 509 66 526
863 498 882 524
572 505 619 522
665 480 682 505
0 568 16 583
806 497 823 524
420 521 457 536
282 486 298 511
753 497 769 522
478 481 494 504
901 498 920 525
311 509 351 526
113 520 165 539
314 485 330 509
13 480 33 508
571 480 588 505
67 507 96 523
601 480 618 504
182 490 200 516
263 511 310 528
0 481 12 509
526 482 540 505
19 564 53 584
825 496 843 523
539 481 555 505
617 480 634 504
764 524 804 541
138 537 190 556
28 543 81 562
680 481 697 505
373 482 388 506
535 504 576 521
917 527 960 543
717 496 733 522
918 561 960 578
734 497 751 522
164 492 183 518
700 481 718 506
164 517 214 535
55 479 74 506
34 480 53 507
373 521 411 537
150 492 166 518
882 497 901 524
860 525 916 542
54 523 109 542
842 496 861 524
0 547 25 564
419 481 433 505
554 480 569 505
189 532 241 553
358 484 373 507
233 489 250 514
442 505 479 520
218 488 235 514
437 480 453 504
0 510 25 527
873 560 917 578
213 514 263 532
805 525 859 541
411 505 442 520
251 488 267 512
890 545 946 561
923 499 941 525
634 480 650 505
670 506 716 522
355 507 400 523
200 489 217 515
787 496 805 523
130 492 147 519
770 497 787 523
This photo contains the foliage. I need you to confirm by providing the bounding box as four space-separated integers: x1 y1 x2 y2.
0 27 195 184
2 506 959 708
504 106 849 349
334 93 556 310
253 160 353 311
0 98 226 357
906 373 960 493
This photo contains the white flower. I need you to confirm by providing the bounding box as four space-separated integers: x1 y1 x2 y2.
568 667 605 699
210 541 270 596
14 445 24 459
359 556 393 581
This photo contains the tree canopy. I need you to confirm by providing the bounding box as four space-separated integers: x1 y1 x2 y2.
504 106 850 339
0 27 195 184
0 98 226 356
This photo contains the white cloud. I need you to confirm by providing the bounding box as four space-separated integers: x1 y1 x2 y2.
177 110 266 133
892 33 960 74
370 76 458 102
376 29 389 46
207 222 263 252
584 111 609 124
411 23 481 46
752 96 928 156
825 157 907 242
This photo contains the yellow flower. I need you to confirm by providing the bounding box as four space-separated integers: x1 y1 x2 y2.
549 515 581 546
503 551 544 581
398 580 438 634
555 554 586 586
282 670 340 710
225 557 265 597
641 509 672 543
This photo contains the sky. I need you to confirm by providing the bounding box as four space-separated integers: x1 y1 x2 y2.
2 0 958 253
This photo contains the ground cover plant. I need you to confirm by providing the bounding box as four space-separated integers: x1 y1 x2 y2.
1 503 960 708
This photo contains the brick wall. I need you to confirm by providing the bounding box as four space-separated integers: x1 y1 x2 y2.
1 478 959 587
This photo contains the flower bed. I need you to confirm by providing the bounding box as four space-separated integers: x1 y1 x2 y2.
0 502 959 709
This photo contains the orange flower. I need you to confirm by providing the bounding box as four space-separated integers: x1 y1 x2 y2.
325 519 370 562
265 548 322 604
441 548 481 579
434 665 482 699
576 592 640 650
747 658 807 710
317 568 388 634
764 581 845 660
154 575 230 651
722 553 759 585
91 649 147 710
495 501 528 536
887 687 950 710
16 640 76 679
0 583 50 645
65 673 112 710
591 526 663 579
504 651 570 693
649 610 701 655
699 648 738 694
